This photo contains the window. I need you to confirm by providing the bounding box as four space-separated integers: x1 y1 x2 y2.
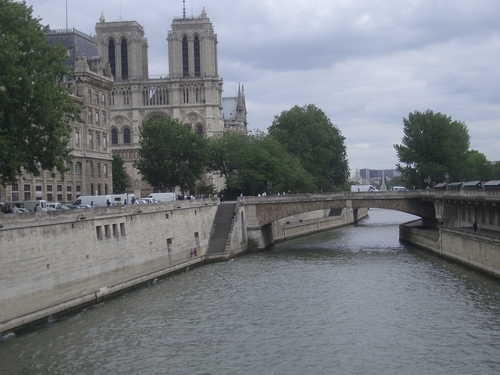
121 39 128 79
97 163 101 178
104 164 108 178
102 93 106 105
47 193 53 201
75 162 81 174
47 185 52 192
90 162 94 178
103 135 107 149
194 35 201 77
120 223 126 236
96 134 100 151
95 92 99 104
182 36 189 77
105 225 111 239
88 108 92 124
108 40 116 78
24 184 31 200
197 124 204 136
67 194 72 202
95 111 99 127
103 112 107 125
57 194 63 201
88 89 91 102
112 128 118 144
57 185 62 192
75 131 80 147
89 132 93 150
113 224 118 238
124 128 131 144
96 226 103 240
67 186 72 192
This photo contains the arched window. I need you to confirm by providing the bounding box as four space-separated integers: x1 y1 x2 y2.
108 40 116 78
121 39 128 79
182 36 189 77
197 124 204 136
111 128 118 144
123 127 131 144
194 36 201 77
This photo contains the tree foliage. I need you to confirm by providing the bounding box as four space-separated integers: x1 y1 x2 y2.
0 0 80 186
462 150 494 182
267 104 349 191
112 155 130 194
394 110 470 188
134 118 207 193
206 131 316 197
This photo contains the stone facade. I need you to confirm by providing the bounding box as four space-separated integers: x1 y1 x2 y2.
95 9 247 197
0 29 115 204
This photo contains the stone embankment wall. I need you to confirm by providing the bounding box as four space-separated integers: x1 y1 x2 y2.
0 200 218 334
400 220 500 279
0 199 367 334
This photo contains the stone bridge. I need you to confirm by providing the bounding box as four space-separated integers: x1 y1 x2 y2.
239 189 500 250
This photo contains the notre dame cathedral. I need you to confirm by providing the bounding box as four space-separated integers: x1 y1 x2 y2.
95 7 247 196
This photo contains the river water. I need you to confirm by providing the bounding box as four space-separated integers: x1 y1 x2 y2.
1 209 500 375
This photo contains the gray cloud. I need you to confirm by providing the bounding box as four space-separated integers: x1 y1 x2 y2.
25 0 500 174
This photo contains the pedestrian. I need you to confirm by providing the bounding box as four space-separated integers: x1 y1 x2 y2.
35 204 42 212
194 248 197 257
11 204 19 214
90 201 94 207
473 221 478 232
190 249 194 258
106 199 111 206
221 194 224 203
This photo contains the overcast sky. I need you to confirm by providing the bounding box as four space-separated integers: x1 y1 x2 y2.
25 0 500 176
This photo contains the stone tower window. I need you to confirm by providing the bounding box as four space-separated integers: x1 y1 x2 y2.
194 36 201 77
182 36 189 77
124 128 131 144
108 39 116 78
121 39 128 79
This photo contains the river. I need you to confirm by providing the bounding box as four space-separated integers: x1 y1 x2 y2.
1 209 500 374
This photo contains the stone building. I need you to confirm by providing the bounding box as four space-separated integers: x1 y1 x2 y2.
0 7 246 204
95 8 247 197
0 29 114 204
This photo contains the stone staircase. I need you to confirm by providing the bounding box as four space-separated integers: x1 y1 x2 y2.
205 203 236 255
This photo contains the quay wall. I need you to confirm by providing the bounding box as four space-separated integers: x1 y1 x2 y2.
400 222 500 279
0 200 218 334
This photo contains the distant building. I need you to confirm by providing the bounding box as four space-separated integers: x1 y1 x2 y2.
351 168 401 186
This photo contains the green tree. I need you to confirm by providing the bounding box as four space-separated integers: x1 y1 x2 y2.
462 150 494 181
134 118 207 193
112 155 130 194
206 132 316 197
394 110 470 188
0 0 80 186
268 104 349 191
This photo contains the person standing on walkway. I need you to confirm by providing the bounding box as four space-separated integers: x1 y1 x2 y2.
473 221 478 232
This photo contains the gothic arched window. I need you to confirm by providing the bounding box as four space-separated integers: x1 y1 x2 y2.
111 128 118 144
121 39 128 79
182 36 189 77
197 124 204 136
194 36 201 77
108 40 116 78
123 127 131 144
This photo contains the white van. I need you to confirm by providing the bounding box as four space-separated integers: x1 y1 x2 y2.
393 186 407 192
8 200 48 212
109 193 135 205
147 192 176 202
73 195 111 207
350 185 376 192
